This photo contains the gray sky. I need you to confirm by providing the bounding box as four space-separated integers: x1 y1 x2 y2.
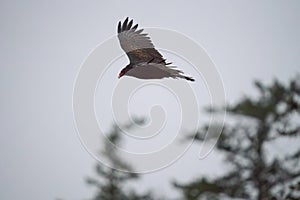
1 0 300 199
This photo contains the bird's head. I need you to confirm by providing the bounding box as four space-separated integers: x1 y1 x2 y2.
118 68 126 79
118 65 132 79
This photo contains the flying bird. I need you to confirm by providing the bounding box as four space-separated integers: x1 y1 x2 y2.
117 17 195 81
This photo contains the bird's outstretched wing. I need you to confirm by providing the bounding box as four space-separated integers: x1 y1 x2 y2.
117 17 167 65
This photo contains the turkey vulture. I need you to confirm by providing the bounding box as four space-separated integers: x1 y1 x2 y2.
117 17 195 82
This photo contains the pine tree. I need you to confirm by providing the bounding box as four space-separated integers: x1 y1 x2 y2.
86 121 160 200
174 77 300 200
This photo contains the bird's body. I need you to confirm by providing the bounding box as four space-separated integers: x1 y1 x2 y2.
117 17 195 82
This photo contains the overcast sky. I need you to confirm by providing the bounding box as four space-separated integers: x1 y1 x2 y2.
1 0 300 200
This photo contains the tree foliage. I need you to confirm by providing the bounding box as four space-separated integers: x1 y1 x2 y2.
86 121 162 200
174 77 300 200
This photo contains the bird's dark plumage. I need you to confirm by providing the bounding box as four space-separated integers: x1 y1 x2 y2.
117 17 195 81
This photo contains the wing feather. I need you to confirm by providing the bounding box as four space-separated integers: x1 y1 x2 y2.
117 18 166 64
122 17 128 31
132 24 138 30
127 19 133 30
117 21 121 33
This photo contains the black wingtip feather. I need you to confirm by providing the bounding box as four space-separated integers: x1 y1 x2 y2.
118 17 142 34
132 24 138 30
122 17 128 31
117 21 121 33
127 19 133 30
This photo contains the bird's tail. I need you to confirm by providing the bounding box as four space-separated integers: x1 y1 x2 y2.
183 76 195 82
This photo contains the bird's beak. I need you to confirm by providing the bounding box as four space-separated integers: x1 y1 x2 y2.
118 74 122 79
